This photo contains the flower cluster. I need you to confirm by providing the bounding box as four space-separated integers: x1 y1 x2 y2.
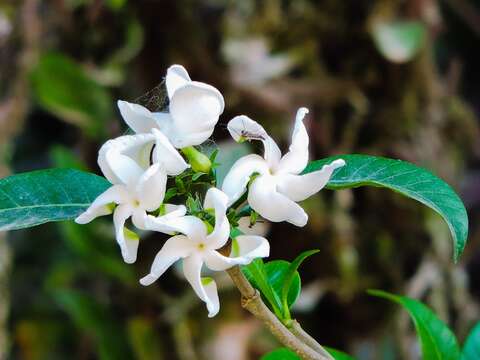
75 65 345 317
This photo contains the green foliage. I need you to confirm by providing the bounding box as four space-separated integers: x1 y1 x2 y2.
261 347 355 360
371 21 426 63
242 250 317 321
462 322 480 360
31 52 113 138
127 317 164 360
306 155 468 262
280 250 319 319
369 290 461 360
325 347 356 359
261 348 300 360
0 168 110 231
54 289 132 360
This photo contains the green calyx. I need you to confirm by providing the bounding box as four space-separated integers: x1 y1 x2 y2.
182 146 212 173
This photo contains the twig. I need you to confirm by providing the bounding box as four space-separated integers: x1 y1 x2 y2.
226 266 330 360
288 320 334 360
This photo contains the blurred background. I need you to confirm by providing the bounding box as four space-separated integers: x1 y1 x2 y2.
1 0 480 359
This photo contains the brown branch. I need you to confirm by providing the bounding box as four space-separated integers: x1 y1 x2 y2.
226 266 330 360
288 320 333 360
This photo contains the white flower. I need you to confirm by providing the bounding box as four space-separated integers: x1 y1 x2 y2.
75 132 189 264
117 64 225 148
222 108 345 227
140 188 270 317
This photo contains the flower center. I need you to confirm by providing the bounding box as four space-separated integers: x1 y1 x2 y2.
133 199 141 207
197 242 206 251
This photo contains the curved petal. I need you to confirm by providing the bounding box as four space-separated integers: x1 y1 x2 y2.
203 188 230 248
277 107 310 175
226 115 281 168
113 204 138 263
227 115 268 143
277 159 345 202
117 100 159 133
248 174 308 227
139 235 193 286
221 154 269 205
98 134 155 185
169 82 224 145
263 135 282 170
146 215 207 241
204 235 270 271
202 278 220 318
183 255 220 317
151 128 189 175
131 207 148 230
143 205 187 234
75 185 130 224
136 164 167 211
166 64 191 98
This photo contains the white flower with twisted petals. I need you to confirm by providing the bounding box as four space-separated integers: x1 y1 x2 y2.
75 132 189 264
117 64 225 148
222 108 345 227
140 188 270 317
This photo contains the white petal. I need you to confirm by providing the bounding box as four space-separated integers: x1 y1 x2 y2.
147 215 207 242
248 174 308 227
117 100 159 133
151 128 189 175
75 185 130 224
202 278 220 318
113 204 138 263
98 134 155 185
277 159 345 202
277 107 310 175
169 82 224 145
263 135 282 169
136 164 167 211
140 235 193 286
183 255 219 317
165 64 191 98
131 207 148 229
204 235 270 271
226 115 281 168
204 188 230 249
221 154 269 205
143 205 187 235
227 115 268 142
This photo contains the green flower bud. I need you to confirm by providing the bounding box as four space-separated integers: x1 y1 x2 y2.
182 146 212 173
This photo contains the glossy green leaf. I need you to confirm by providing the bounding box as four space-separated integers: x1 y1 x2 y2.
31 52 112 138
261 348 300 360
369 290 461 360
372 21 426 63
242 259 284 318
54 289 132 360
242 259 301 320
306 155 468 261
325 347 356 360
281 250 319 318
0 168 110 231
462 322 480 360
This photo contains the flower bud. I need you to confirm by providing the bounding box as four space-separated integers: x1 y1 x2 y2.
182 146 212 173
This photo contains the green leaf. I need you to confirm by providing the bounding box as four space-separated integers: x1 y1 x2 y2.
368 290 461 360
281 250 319 319
325 347 356 360
0 168 110 231
31 52 112 138
127 317 164 360
54 289 132 360
242 259 301 320
242 259 284 318
306 155 468 261
462 322 480 360
261 348 300 360
371 21 426 63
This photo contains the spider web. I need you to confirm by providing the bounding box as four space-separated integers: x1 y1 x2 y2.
134 80 169 112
